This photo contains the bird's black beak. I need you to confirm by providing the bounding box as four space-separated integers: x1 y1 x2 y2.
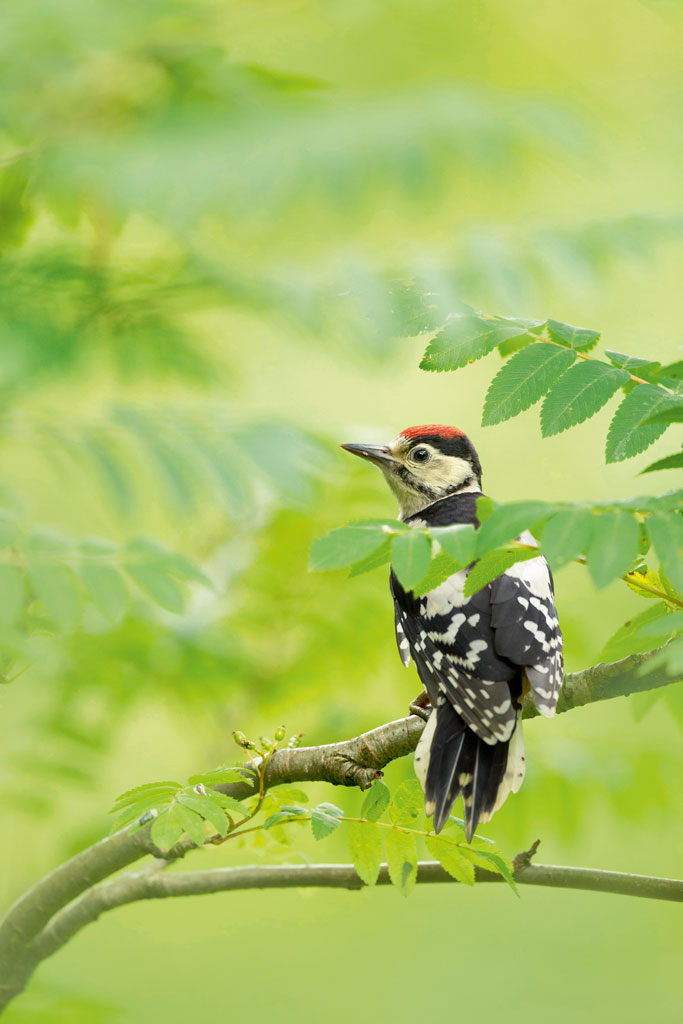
340 442 397 466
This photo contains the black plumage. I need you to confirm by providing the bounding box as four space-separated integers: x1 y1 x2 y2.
391 491 562 840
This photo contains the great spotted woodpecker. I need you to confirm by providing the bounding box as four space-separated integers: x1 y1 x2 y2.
342 425 563 840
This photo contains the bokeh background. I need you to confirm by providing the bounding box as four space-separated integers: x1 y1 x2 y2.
1 1 682 1021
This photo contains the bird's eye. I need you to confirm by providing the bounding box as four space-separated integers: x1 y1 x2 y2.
411 447 431 463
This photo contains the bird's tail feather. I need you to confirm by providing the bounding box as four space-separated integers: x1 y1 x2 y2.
414 700 525 840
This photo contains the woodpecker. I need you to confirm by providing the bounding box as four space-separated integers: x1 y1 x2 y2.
342 425 562 840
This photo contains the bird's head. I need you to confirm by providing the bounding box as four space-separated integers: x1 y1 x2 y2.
341 424 482 520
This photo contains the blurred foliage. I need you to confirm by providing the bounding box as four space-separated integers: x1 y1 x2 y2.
2 0 683 1020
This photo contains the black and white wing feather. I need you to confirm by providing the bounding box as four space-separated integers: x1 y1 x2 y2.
391 541 562 838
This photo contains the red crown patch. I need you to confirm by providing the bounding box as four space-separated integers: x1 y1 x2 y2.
400 424 465 440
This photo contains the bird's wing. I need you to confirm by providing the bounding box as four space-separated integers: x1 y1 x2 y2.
392 554 563 741
489 554 563 718
393 570 519 745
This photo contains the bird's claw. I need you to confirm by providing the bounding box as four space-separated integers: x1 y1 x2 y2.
409 692 432 721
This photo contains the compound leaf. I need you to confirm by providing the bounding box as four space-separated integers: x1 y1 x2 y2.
482 343 576 426
541 362 629 437
177 794 230 837
420 315 529 372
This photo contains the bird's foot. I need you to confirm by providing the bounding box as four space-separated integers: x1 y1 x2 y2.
409 691 431 721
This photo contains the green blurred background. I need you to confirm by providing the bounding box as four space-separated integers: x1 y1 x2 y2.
1 0 682 1020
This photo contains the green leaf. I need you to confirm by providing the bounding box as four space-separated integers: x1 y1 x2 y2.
347 821 383 885
361 780 391 822
658 565 682 602
467 849 518 895
158 551 211 586
639 610 683 637
78 536 119 557
539 507 594 570
309 523 391 571
411 552 462 597
391 530 432 590
419 315 530 372
316 801 344 817
601 603 672 662
425 834 475 885
547 319 600 351
605 350 661 376
494 316 546 331
27 563 81 630
112 798 171 830
476 496 496 523
585 509 643 589
177 794 230 837
482 344 576 426
464 547 538 598
311 803 343 840
173 803 208 847
475 501 553 555
150 807 185 854
497 334 534 358
647 513 683 593
541 361 629 437
79 562 128 623
26 530 71 557
430 524 477 565
624 567 667 601
641 451 683 474
606 384 680 463
385 828 418 896
388 779 423 827
205 792 251 817
263 807 307 829
0 565 26 626
124 538 209 584
585 511 641 588
643 401 683 426
659 360 683 382
111 780 183 810
347 537 392 577
124 562 186 613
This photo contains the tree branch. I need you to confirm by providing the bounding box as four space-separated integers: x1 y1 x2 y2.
0 643 677 1014
26 858 683 970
